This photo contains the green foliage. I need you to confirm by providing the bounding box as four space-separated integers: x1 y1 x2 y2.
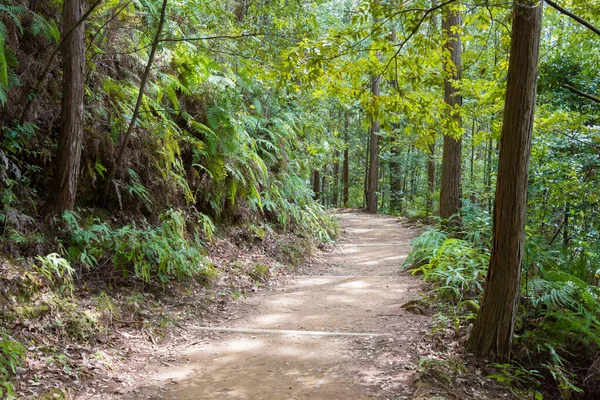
407 232 489 302
408 203 600 396
0 332 25 399
62 209 213 283
35 253 74 293
487 363 543 399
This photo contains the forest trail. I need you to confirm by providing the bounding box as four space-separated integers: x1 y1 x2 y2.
134 212 428 399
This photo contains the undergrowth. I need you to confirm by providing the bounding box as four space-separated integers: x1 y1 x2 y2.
404 203 600 399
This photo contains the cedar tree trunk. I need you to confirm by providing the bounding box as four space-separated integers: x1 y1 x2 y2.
439 4 463 224
48 0 85 213
467 0 543 358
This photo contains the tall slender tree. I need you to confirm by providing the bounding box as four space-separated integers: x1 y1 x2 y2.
333 150 340 206
342 111 350 207
427 0 439 216
366 4 381 214
47 0 86 213
439 2 462 225
467 0 543 358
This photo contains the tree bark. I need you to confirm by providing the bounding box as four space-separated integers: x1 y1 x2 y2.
367 73 381 214
333 151 340 207
343 112 350 207
321 164 328 207
427 140 435 215
235 0 249 23
486 132 493 213
467 0 543 359
363 134 370 209
390 145 403 213
19 0 102 125
312 169 321 201
427 0 438 216
47 0 86 213
439 3 462 225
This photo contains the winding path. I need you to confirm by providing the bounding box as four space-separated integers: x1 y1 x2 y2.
138 212 428 399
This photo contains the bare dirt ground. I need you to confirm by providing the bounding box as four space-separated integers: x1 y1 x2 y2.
110 211 430 399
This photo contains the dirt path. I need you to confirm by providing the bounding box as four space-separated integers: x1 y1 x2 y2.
131 212 428 399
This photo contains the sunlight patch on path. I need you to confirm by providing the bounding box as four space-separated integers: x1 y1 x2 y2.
187 326 389 337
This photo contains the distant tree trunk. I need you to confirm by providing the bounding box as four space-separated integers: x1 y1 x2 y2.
343 112 350 206
321 165 328 207
333 151 340 207
367 74 381 214
235 0 249 23
467 0 543 358
439 3 463 225
363 134 370 209
390 145 403 213
427 140 435 215
486 133 493 213
380 163 386 210
47 0 86 213
312 169 321 201
470 119 475 184
563 202 570 248
402 145 412 202
427 0 438 216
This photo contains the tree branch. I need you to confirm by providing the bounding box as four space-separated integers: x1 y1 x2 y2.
103 0 169 198
159 32 264 43
562 83 600 105
544 0 600 36
379 0 458 79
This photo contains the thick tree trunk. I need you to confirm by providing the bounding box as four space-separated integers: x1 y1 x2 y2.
367 75 381 214
47 0 86 213
333 151 340 207
439 4 462 225
466 0 543 359
343 112 350 206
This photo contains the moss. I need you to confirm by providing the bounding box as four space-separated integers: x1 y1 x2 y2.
249 264 269 283
16 303 51 319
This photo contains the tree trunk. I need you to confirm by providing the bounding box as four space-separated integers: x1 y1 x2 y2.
367 74 381 214
312 169 321 201
390 144 403 213
363 134 370 209
343 112 350 206
47 0 86 213
427 140 435 215
235 0 249 23
439 3 462 225
321 165 328 207
427 0 438 216
466 0 543 359
563 203 570 248
486 132 493 213
333 151 340 207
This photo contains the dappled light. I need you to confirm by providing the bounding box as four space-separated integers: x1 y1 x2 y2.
1 0 599 398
